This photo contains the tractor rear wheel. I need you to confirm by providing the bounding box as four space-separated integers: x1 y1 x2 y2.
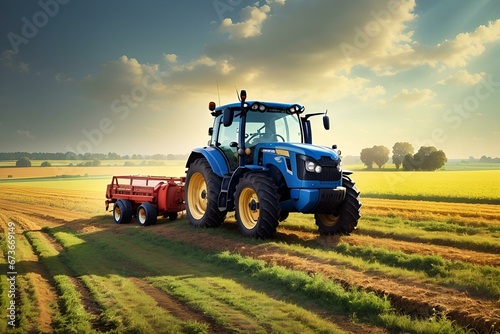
113 200 132 224
137 202 157 226
315 175 361 235
235 173 280 238
185 159 226 228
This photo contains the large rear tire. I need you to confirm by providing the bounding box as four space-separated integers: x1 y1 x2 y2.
137 202 157 226
185 159 226 228
315 175 361 235
234 173 280 238
113 200 132 224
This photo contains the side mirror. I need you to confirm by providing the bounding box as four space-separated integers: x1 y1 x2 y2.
323 115 330 130
208 127 213 136
223 108 234 127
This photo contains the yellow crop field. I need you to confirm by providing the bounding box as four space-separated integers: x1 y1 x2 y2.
353 170 500 202
0 163 186 179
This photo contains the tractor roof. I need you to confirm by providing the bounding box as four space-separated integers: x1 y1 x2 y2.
211 101 304 117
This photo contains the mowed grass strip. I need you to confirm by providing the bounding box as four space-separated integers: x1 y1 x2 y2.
150 275 345 334
360 198 500 226
24 231 94 333
211 252 468 334
281 213 500 254
271 241 500 299
80 274 207 334
47 226 347 333
74 225 468 334
0 215 58 333
356 216 500 254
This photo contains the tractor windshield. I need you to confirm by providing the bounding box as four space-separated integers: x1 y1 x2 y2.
244 111 302 146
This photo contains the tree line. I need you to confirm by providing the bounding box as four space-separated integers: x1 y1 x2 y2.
360 142 448 171
0 152 189 161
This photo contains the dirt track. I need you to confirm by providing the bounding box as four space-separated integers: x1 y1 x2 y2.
0 194 499 333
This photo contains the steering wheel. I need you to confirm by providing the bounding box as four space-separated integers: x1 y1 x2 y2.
246 133 285 146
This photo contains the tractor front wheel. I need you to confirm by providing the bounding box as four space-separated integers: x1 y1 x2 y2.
185 159 226 228
315 175 361 235
235 173 280 238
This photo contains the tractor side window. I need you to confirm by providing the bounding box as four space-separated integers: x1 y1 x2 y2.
217 115 239 170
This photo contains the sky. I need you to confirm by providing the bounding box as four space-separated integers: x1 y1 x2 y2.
1 0 499 159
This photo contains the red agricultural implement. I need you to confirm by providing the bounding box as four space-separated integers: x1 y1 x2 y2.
105 175 185 226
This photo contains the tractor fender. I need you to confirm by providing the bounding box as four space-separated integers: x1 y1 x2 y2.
186 147 229 178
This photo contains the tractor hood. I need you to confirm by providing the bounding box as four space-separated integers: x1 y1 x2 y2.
263 142 340 161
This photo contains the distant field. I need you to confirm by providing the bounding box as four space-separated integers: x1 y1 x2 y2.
0 161 186 180
353 170 500 204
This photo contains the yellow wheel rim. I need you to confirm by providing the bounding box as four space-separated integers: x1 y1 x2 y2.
188 172 208 220
138 207 146 224
317 213 340 227
114 205 121 220
239 187 259 230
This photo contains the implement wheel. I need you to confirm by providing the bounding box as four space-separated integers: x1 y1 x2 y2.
235 173 280 238
113 200 132 224
315 175 361 235
185 159 226 228
137 202 157 226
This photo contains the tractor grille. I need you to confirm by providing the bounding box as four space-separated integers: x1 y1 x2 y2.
297 155 341 182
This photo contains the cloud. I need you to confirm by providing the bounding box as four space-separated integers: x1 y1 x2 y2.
55 72 74 83
164 53 177 63
438 70 485 85
82 55 167 103
0 49 30 73
390 88 436 107
81 1 500 110
218 4 271 39
17 130 36 139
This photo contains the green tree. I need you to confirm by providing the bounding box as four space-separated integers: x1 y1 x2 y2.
41 161 52 167
361 146 390 169
403 146 448 171
372 145 390 169
392 142 414 170
423 150 447 171
16 157 31 167
360 147 374 169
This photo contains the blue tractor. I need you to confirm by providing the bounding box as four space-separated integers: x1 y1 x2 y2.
185 90 361 238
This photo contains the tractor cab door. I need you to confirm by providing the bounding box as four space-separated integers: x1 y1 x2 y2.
214 115 239 171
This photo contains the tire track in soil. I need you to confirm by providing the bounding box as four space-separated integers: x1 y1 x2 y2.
277 227 500 267
149 225 500 334
34 227 112 332
130 278 229 334
0 212 58 333
2 208 109 333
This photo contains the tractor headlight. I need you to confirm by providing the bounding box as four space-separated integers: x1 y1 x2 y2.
305 161 316 172
305 161 322 173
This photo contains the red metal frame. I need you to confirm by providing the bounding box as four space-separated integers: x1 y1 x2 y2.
105 175 185 215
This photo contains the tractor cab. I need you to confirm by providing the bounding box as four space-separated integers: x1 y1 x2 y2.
209 101 305 171
208 90 330 171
